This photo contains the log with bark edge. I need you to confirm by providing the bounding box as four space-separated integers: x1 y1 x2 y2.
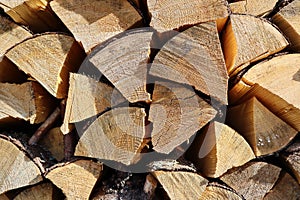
186 121 255 178
46 159 103 200
221 14 288 75
150 21 228 105
229 0 277 16
200 183 243 200
147 0 229 32
5 33 86 98
272 0 300 52
220 162 281 200
0 81 55 124
149 81 217 154
50 0 143 53
227 97 298 156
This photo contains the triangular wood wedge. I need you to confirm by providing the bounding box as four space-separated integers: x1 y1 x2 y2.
40 127 64 161
46 160 103 200
5 33 85 98
75 107 147 165
147 0 229 32
222 14 288 75
227 97 298 156
0 137 43 194
50 0 143 53
152 171 208 200
186 121 255 178
229 0 277 16
150 22 228 104
149 81 217 154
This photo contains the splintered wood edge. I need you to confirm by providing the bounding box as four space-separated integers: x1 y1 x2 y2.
229 0 277 16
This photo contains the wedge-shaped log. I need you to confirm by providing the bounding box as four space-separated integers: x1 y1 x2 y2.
220 162 281 200
147 0 228 32
222 14 288 75
80 29 153 103
272 0 300 52
50 0 143 53
75 107 147 165
150 22 228 104
229 0 277 16
149 81 217 154
5 33 85 98
0 137 43 194
201 183 242 200
0 82 54 124
186 121 255 178
40 127 64 161
281 141 300 184
46 160 103 200
227 97 298 156
152 171 208 200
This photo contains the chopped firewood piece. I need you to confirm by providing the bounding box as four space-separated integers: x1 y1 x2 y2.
81 29 152 103
0 137 43 194
149 81 217 154
229 0 277 16
222 14 288 75
50 0 143 53
150 21 228 104
152 171 208 200
272 0 300 52
46 160 103 200
264 171 300 200
61 73 126 134
220 162 281 200
5 33 85 98
147 0 229 32
281 142 300 184
143 174 158 199
40 127 64 161
75 107 147 165
0 82 54 124
186 121 255 178
227 97 298 156
201 183 242 200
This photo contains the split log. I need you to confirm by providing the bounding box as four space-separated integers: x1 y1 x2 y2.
50 0 143 53
147 0 229 32
227 97 298 156
61 73 126 134
149 81 217 154
80 29 153 103
40 127 64 161
150 21 228 104
0 81 54 124
152 171 208 200
200 183 243 200
75 107 147 165
46 160 103 200
264 171 300 200
281 141 300 184
222 14 288 75
186 121 255 178
143 174 158 199
5 33 86 98
0 137 43 194
220 162 281 200
229 0 277 16
272 0 300 52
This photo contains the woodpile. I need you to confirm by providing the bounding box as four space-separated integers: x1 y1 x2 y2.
0 0 299 199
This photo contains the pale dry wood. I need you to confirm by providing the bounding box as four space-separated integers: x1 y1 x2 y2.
75 107 147 165
222 14 288 75
150 22 228 104
83 29 153 103
272 0 300 52
147 0 229 32
152 171 208 200
14 182 56 200
186 121 255 178
229 0 277 16
264 171 300 200
220 162 281 200
61 73 126 134
200 184 242 200
40 127 64 161
0 137 43 194
149 81 217 154
0 81 54 124
5 33 85 98
50 0 143 53
227 97 298 156
46 160 102 200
